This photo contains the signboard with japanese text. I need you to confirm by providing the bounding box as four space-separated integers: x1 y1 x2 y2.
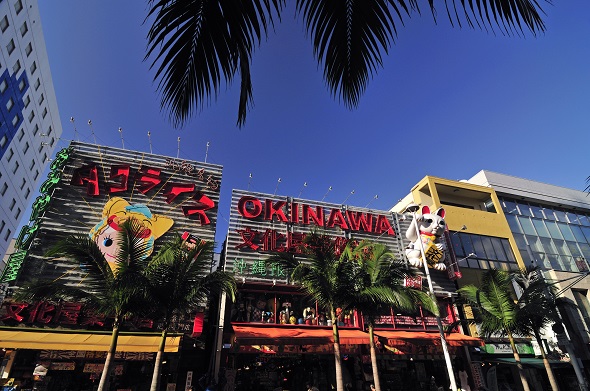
12 141 222 287
224 189 401 285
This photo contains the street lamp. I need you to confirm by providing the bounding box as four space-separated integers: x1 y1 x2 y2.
404 203 458 391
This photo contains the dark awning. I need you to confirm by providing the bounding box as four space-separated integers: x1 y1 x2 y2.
375 330 484 347
232 325 370 345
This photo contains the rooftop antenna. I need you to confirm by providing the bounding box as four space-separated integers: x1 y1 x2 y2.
118 127 125 149
88 120 96 144
70 117 79 141
273 178 282 196
365 194 378 209
297 182 308 198
321 186 332 202
342 190 355 205
205 141 210 163
176 137 181 159
247 173 253 190
147 131 153 154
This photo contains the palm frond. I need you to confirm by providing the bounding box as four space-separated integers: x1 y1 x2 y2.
15 279 95 304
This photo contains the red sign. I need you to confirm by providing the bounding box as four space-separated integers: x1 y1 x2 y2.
404 276 422 290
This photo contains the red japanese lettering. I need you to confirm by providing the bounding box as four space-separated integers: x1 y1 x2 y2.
71 165 100 196
262 229 286 252
55 303 82 325
164 183 195 204
36 302 55 324
287 232 306 253
80 310 105 327
108 165 130 193
137 167 162 194
182 192 214 225
235 227 260 250
238 196 262 219
2 303 28 322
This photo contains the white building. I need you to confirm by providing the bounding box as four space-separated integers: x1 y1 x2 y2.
0 0 62 260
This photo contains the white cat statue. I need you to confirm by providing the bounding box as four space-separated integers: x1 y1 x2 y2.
405 205 448 271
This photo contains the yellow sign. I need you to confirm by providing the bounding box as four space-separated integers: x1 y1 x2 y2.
424 242 444 267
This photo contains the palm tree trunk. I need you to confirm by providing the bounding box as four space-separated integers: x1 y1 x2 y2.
150 328 168 391
331 307 344 391
368 324 382 391
508 331 531 391
98 323 120 391
534 330 559 391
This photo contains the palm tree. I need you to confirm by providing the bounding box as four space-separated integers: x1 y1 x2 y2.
145 0 547 127
346 241 435 391
457 268 531 391
145 235 237 391
512 266 562 391
271 231 357 391
16 220 152 391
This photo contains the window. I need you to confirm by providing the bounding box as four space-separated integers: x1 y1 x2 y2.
573 290 590 331
6 97 14 111
50 137 55 146
20 21 28 37
18 79 26 91
0 183 7 196
42 152 47 162
0 16 9 33
9 198 16 211
42 107 47 118
38 143 43 153
23 95 30 108
12 161 19 174
29 159 35 170
14 0 23 14
24 187 30 199
0 80 7 93
6 148 14 162
34 169 39 180
32 123 39 136
3 229 11 242
19 177 25 190
12 114 19 126
38 94 44 104
17 128 24 141
0 135 7 148
47 126 52 136
25 42 32 56
23 141 29 154
34 78 40 90
13 60 21 74
0 221 4 235
14 208 21 220
30 61 37 74
6 39 15 54
28 110 35 122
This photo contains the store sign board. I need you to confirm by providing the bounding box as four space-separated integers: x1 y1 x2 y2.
482 343 534 355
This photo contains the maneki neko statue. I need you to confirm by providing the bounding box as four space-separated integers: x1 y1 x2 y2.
405 205 448 271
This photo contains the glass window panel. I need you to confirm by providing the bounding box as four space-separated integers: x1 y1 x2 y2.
517 202 532 217
580 226 590 242
505 214 522 234
498 262 510 271
578 243 590 260
527 235 543 253
558 223 576 241
523 251 539 267
459 234 475 258
503 200 518 214
501 239 517 264
539 237 558 255
517 216 537 236
478 260 489 269
543 207 556 220
554 239 571 256
532 219 550 238
560 256 577 272
567 242 582 257
546 221 563 239
491 237 507 261
579 215 590 227
481 236 498 260
570 225 587 243
530 204 544 219
554 210 568 222
450 234 465 258
471 236 487 259
513 233 528 251
546 254 566 271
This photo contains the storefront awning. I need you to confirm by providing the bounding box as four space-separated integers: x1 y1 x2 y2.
485 357 571 369
233 326 370 345
375 330 483 347
0 327 182 352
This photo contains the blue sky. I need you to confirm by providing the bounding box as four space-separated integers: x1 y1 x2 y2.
38 1 590 249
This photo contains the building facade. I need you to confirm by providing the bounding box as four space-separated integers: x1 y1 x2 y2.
0 0 63 261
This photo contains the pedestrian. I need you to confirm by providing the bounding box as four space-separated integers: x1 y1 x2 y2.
306 382 319 391
370 385 376 391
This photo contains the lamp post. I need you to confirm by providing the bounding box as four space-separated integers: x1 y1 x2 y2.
405 203 458 391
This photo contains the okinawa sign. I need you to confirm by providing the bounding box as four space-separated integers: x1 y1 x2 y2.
224 189 401 284
8 141 222 288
